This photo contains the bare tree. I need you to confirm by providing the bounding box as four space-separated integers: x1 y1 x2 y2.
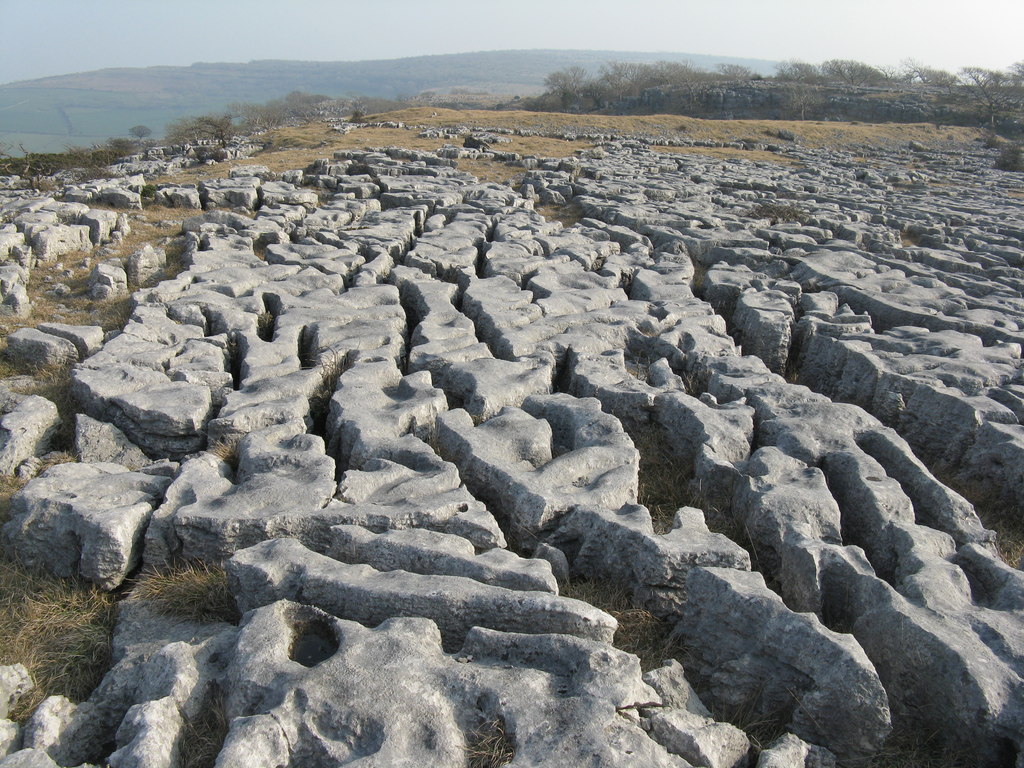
165 113 237 147
957 67 1021 126
231 101 287 132
716 63 757 80
129 125 152 140
785 84 823 120
775 60 824 84
900 59 957 87
820 59 888 87
544 66 590 111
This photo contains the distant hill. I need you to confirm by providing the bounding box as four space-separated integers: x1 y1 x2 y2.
0 50 777 153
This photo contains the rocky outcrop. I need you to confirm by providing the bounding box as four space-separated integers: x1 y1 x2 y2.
1 131 1022 767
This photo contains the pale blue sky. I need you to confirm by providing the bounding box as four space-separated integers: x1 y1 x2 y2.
2 0 1021 84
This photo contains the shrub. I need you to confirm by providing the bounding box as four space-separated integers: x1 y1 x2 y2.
995 143 1024 172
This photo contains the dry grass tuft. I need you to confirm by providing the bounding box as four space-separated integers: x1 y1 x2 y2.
308 350 350 436
465 717 515 768
179 691 230 768
128 562 239 625
632 427 693 534
0 558 117 721
974 503 1024 568
868 727 974 768
456 157 523 186
207 436 241 472
560 579 675 671
534 201 585 227
6 361 77 452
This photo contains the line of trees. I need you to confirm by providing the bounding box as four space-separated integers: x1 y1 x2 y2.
163 91 364 147
532 58 1024 129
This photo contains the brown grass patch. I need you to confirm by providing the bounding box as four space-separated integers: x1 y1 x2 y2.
179 690 230 768
455 157 523 186
560 579 675 671
0 558 117 721
534 201 584 228
128 562 239 625
465 717 515 768
869 727 974 768
632 427 693 535
362 108 980 151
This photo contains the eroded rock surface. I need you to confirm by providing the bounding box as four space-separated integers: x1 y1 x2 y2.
2 130 1022 767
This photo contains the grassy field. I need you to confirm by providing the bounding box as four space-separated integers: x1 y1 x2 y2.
150 108 983 192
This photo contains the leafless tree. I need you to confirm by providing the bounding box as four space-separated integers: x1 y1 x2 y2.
165 113 236 147
544 66 590 111
957 67 1022 126
775 60 824 84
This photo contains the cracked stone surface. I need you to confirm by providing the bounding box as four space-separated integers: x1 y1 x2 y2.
2 127 1023 766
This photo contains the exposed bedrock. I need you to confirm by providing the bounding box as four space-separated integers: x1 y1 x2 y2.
3 137 1023 766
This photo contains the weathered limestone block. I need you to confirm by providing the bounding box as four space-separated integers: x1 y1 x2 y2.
0 275 30 317
566 348 663 434
549 505 750 617
648 708 750 768
106 697 182 768
30 224 91 260
330 435 505 550
95 187 142 210
154 186 201 210
748 383 993 549
205 369 319 445
125 244 167 287
264 242 364 282
732 447 843 580
0 231 27 261
0 748 62 767
5 328 79 369
816 541 1024 766
15 598 234 768
326 358 447 467
34 323 103 360
654 390 754 505
71 364 172 426
74 415 149 469
960 420 1024 513
228 541 617 648
79 209 118 245
259 181 318 209
200 177 260 210
2 462 174 589
438 398 638 544
109 381 213 459
147 423 337 565
674 567 891 764
643 660 751 768
433 355 553 421
88 261 129 300
460 275 543 347
732 289 794 374
756 734 836 768
217 601 687 767
0 666 32 721
328 525 556 592
0 396 60 476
